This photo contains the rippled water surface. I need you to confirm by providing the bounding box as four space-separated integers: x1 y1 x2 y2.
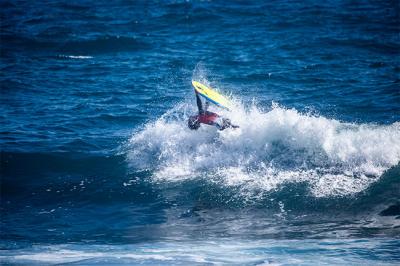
1 0 399 265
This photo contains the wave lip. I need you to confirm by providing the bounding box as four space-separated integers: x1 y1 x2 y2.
128 102 400 198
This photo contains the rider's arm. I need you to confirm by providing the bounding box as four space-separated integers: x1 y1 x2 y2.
218 118 240 131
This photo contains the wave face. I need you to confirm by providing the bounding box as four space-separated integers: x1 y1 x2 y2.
128 101 400 199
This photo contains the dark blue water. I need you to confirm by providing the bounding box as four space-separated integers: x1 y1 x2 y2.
1 0 400 265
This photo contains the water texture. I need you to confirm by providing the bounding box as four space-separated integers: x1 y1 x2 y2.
1 0 399 265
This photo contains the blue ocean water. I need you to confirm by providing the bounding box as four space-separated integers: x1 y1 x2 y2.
1 0 400 265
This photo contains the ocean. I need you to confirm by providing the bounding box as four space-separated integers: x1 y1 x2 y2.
1 0 399 265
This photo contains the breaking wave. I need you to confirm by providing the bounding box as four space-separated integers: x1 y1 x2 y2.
127 100 400 199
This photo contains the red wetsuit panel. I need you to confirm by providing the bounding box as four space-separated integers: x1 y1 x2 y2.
198 112 219 125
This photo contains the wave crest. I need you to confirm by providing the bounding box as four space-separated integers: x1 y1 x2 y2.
127 102 400 198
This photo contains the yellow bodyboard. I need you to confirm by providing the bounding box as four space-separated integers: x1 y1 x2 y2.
192 81 233 110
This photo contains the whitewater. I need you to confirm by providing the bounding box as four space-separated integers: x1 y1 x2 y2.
128 97 400 199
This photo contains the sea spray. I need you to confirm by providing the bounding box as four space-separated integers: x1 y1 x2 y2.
128 102 400 198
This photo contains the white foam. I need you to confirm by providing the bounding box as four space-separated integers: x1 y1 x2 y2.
9 249 172 264
127 100 400 198
59 55 94 59
2 239 396 265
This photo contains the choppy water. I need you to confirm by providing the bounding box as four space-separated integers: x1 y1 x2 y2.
1 0 400 265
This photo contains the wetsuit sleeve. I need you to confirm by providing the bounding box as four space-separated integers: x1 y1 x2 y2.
195 91 203 113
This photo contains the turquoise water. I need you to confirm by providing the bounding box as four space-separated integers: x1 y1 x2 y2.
1 0 399 265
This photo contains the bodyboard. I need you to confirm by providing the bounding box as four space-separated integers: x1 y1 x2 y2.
192 81 233 110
